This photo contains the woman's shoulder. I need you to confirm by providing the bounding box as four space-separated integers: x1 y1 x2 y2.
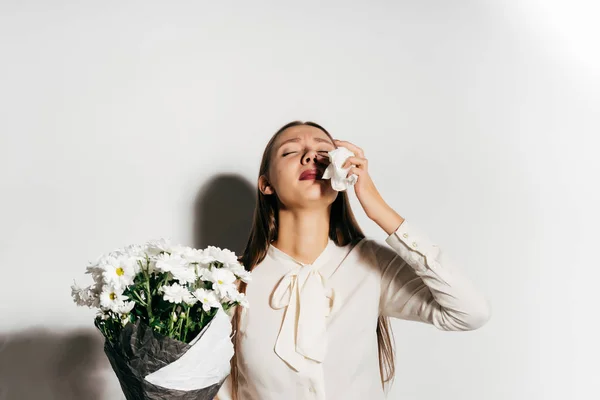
335 236 381 268
349 236 402 271
345 236 381 255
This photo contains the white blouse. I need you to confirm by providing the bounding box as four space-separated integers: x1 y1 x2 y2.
215 219 491 400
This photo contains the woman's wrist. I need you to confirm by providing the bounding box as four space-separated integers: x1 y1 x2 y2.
370 204 405 236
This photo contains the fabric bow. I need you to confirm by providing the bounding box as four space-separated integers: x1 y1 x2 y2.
270 264 336 372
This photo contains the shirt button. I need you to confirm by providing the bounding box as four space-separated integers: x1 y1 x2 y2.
309 386 316 393
412 241 418 247
402 233 409 238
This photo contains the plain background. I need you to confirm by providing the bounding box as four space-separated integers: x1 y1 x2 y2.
1 1 598 399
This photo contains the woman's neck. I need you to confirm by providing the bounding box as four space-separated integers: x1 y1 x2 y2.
271 207 330 265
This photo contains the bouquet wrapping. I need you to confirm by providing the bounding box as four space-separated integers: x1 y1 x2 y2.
72 238 251 400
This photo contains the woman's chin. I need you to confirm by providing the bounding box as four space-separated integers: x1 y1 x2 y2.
298 182 336 200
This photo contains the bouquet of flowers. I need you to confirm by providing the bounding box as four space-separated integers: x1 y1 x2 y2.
71 238 251 400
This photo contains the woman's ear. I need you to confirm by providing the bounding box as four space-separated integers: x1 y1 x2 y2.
258 175 274 195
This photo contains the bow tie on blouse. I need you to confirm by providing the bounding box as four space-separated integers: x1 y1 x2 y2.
268 240 338 372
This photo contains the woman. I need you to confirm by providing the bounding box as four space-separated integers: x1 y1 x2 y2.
216 121 491 400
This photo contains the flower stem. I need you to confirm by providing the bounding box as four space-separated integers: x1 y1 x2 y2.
183 307 191 342
130 290 146 306
168 310 175 335
142 260 153 319
177 314 184 340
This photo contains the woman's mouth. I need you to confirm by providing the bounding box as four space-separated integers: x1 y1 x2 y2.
299 170 322 180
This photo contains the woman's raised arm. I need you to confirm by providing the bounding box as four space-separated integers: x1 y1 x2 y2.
369 218 491 331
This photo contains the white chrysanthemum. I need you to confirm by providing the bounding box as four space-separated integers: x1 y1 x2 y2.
71 282 100 308
204 246 239 266
122 243 145 257
170 265 198 285
183 294 198 306
169 244 192 256
154 252 187 273
196 265 212 281
206 267 236 285
106 249 123 261
90 252 115 268
99 285 129 313
181 247 211 264
85 263 105 283
191 250 218 266
206 268 237 299
192 288 222 312
101 256 136 289
154 253 197 283
116 301 135 315
161 282 194 304
117 247 145 273
228 263 252 283
145 238 173 256
231 291 249 308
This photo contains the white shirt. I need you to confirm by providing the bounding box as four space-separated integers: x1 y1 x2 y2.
215 219 491 400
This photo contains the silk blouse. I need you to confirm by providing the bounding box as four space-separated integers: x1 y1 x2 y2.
215 218 491 400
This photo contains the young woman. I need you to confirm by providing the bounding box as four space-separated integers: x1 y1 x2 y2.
215 121 491 400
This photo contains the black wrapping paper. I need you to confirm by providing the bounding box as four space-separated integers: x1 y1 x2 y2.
100 319 226 400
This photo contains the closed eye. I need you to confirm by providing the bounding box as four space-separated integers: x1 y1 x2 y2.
283 150 331 157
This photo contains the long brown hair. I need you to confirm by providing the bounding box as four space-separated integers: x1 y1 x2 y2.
230 121 396 398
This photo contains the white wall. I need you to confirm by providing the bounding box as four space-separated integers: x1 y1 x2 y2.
1 1 598 399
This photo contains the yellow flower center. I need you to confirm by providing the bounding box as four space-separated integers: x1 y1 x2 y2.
116 267 124 276
109 292 117 300
217 280 223 284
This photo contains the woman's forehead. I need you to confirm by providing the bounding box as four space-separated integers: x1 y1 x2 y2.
275 125 333 145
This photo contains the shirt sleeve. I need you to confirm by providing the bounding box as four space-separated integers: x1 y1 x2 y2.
370 218 491 331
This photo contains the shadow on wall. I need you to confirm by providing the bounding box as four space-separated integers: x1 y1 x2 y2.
193 173 257 256
0 328 107 400
0 174 257 400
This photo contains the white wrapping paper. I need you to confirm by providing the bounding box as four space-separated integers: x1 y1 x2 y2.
144 307 234 391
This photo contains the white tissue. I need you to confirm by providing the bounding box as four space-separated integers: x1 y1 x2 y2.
321 146 359 191
144 307 234 391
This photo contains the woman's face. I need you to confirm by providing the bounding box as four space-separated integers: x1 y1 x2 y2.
260 125 338 209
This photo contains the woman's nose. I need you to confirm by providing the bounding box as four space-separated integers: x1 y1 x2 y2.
302 149 319 164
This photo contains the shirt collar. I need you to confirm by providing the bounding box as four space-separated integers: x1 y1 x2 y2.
267 236 337 268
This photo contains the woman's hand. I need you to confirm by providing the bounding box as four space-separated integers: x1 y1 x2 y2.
333 139 405 235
